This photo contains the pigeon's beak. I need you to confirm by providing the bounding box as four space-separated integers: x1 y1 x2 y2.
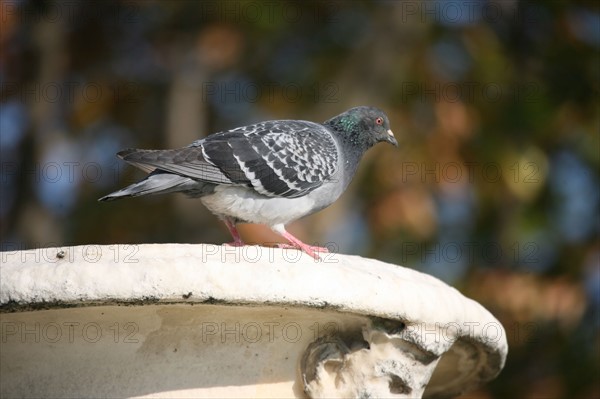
386 129 398 147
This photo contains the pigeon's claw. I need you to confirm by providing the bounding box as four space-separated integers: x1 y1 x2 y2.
277 243 329 260
277 243 329 253
223 218 245 247
273 226 329 260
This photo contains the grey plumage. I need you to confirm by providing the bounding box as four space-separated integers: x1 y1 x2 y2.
99 106 397 259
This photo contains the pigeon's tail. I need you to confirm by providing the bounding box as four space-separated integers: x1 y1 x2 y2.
98 171 197 202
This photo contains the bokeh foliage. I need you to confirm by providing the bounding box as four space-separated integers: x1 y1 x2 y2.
1 1 598 397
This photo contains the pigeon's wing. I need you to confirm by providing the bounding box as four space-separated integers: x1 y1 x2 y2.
118 147 234 185
197 120 339 198
119 120 339 198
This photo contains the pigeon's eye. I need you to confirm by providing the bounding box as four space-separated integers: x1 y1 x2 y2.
375 117 383 125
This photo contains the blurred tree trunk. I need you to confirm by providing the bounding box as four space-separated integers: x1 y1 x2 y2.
165 50 214 232
19 13 69 245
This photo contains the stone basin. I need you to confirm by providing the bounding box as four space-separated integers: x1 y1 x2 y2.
0 244 507 398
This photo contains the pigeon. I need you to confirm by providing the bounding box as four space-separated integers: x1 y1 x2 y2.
99 106 397 259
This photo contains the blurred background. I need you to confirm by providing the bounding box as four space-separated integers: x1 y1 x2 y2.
1 0 598 397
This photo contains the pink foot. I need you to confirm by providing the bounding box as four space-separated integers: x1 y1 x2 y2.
223 218 245 247
275 227 329 260
277 243 329 253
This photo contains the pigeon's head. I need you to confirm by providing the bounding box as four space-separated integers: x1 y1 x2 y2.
325 106 398 150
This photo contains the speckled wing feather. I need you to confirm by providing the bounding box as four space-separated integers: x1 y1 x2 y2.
119 120 339 199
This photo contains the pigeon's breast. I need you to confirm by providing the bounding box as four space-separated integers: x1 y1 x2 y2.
200 182 343 226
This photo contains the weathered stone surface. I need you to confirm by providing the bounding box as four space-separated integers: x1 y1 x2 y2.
0 244 507 398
